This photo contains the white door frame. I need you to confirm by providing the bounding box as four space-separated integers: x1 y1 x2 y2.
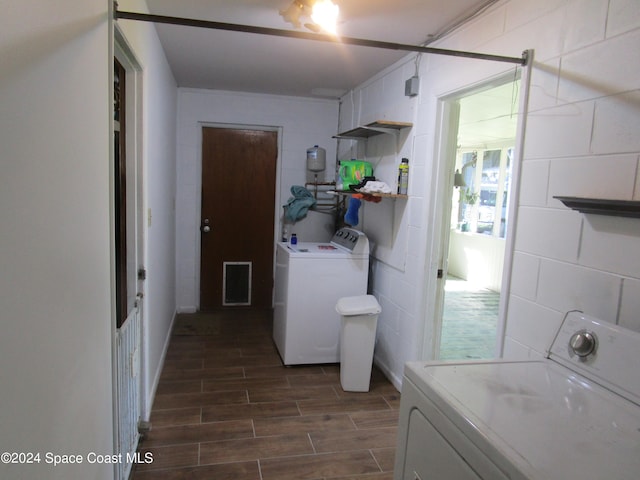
422 52 534 360
113 24 148 417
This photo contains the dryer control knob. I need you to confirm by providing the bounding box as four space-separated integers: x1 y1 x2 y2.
569 330 597 358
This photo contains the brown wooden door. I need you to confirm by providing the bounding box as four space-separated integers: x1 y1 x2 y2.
200 127 277 311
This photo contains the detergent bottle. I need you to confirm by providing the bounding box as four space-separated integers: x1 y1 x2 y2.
397 158 409 195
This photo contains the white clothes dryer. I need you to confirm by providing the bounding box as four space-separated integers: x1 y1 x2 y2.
394 311 640 480
273 227 369 365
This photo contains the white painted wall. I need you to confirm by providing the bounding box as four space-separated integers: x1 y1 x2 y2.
116 0 178 418
448 231 505 291
175 89 338 312
0 1 113 479
0 1 177 477
339 0 640 388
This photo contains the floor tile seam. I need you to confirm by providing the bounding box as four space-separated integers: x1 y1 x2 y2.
197 445 318 466
252 426 358 439
252 414 358 436
145 421 203 431
194 431 316 450
257 457 264 480
149 404 203 414
368 447 384 473
138 439 230 451
248 448 337 464
346 413 359 430
330 385 342 400
134 459 263 477
160 373 247 382
382 396 395 410
308 432 318 454
257 449 379 464
247 387 342 399
134 463 200 474
141 422 256 441
309 427 398 452
351 420 398 432
199 413 303 425
196 454 277 467
153 387 252 398
141 431 254 448
194 441 301 469
310 444 394 457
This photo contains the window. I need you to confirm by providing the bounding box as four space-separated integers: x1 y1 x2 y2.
453 146 512 238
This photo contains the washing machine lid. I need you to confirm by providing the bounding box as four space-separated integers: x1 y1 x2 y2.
404 360 640 480
279 242 367 259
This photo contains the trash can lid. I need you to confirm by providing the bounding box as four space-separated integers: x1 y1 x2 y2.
336 294 381 315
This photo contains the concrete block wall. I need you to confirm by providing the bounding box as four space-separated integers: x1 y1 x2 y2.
504 0 640 358
338 0 640 387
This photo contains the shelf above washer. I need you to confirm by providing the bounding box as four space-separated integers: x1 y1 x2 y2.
335 190 408 199
333 120 413 139
554 196 640 218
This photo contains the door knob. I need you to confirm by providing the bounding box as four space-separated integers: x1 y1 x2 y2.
201 218 211 233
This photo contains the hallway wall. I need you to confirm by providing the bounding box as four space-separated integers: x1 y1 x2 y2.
0 1 114 479
0 1 179 478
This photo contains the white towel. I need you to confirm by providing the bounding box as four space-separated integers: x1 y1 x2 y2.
357 180 392 194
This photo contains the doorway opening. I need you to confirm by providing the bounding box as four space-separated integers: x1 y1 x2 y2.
437 78 521 360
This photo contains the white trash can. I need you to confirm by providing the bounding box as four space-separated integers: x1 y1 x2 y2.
336 294 381 392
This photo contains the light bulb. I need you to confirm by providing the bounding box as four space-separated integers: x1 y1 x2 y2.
311 0 339 34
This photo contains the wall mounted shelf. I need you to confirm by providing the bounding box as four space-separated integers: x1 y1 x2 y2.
335 190 407 200
333 120 413 139
554 196 640 218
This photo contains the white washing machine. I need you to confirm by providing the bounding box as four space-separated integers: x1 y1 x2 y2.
394 311 640 480
273 227 369 365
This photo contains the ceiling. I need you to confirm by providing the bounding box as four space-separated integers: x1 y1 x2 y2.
458 81 520 148
120 0 501 98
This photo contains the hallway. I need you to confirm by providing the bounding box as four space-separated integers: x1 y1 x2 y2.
132 310 399 480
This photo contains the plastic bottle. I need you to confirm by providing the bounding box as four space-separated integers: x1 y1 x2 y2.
397 158 409 195
290 233 297 246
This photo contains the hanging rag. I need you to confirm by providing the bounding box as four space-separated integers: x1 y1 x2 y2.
285 185 317 222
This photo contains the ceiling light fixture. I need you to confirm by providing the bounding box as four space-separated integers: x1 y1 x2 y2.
279 0 339 34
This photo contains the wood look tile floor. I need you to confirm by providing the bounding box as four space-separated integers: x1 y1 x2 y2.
131 310 400 480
